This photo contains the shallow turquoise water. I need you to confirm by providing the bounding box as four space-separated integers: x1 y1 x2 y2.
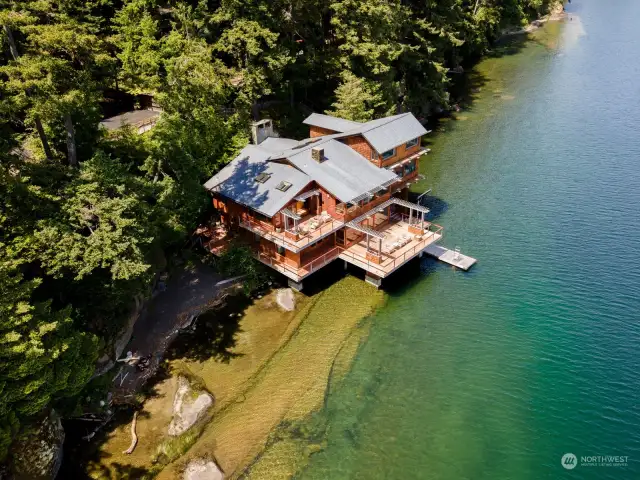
299 2 640 479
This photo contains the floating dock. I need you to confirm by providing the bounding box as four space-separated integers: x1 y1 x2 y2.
423 244 477 270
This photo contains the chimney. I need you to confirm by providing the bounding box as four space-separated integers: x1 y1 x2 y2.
311 147 324 162
251 119 275 145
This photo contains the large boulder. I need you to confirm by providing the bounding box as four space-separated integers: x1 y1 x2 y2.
114 294 146 360
276 288 295 311
168 376 213 436
11 410 64 480
183 459 224 480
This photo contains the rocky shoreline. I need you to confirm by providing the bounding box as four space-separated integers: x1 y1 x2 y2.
500 2 567 38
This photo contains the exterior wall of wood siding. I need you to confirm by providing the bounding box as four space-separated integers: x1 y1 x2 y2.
379 137 422 168
320 187 339 218
309 126 337 137
343 135 374 161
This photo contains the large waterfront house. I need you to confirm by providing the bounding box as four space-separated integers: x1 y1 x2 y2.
203 112 444 289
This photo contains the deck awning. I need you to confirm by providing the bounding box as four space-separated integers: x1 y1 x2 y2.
377 197 430 214
381 177 400 188
385 149 430 170
345 220 386 239
346 196 430 240
347 192 373 205
281 208 301 220
294 188 321 201
346 175 401 205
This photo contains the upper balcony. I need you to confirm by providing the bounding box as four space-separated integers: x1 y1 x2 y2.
333 169 423 223
240 211 344 253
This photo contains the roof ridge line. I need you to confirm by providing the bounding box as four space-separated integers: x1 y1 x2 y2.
335 113 409 139
266 135 338 161
359 113 410 134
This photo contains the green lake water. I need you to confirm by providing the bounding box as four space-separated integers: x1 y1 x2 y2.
297 2 640 479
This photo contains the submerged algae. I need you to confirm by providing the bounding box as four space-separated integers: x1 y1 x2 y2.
86 275 384 479
156 276 384 479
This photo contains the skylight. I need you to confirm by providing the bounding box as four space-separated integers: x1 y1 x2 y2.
275 181 292 192
255 172 271 183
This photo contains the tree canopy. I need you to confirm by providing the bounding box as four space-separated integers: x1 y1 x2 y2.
0 0 556 462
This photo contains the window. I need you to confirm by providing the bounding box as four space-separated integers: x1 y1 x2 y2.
405 137 419 149
403 160 416 176
275 181 292 192
277 245 285 255
255 172 271 183
380 148 395 160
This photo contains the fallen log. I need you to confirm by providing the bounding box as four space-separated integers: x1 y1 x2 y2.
82 412 114 441
122 411 138 455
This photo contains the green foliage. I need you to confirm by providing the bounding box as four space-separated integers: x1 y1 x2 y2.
326 70 386 122
0 0 556 462
29 151 155 281
214 243 270 294
0 253 98 459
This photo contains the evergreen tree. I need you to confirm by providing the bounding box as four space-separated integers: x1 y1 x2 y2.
0 0 109 165
329 0 410 115
325 70 386 122
0 199 98 459
113 0 166 93
26 150 155 281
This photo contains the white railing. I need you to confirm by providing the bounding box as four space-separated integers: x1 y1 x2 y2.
241 217 343 252
257 246 342 280
340 223 444 277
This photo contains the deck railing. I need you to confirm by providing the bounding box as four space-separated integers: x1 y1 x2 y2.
341 222 444 277
257 246 342 280
338 249 387 277
303 246 342 274
241 217 343 252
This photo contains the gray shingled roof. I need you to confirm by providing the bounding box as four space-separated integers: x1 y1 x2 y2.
277 139 398 203
257 137 301 152
204 112 427 217
304 112 428 154
203 144 311 217
302 113 363 133
99 109 160 131
349 113 428 154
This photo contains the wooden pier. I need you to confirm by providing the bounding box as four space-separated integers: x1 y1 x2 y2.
423 244 477 270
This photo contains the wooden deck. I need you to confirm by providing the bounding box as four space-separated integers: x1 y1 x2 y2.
196 224 232 255
339 221 443 278
257 245 342 282
240 215 344 253
422 244 477 270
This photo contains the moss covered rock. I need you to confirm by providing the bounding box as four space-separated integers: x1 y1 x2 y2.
11 410 64 480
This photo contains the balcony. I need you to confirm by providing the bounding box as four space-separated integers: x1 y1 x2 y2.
339 210 444 278
195 223 232 255
240 213 344 253
256 245 342 282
